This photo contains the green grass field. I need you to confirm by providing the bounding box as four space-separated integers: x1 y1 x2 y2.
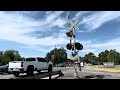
87 65 120 73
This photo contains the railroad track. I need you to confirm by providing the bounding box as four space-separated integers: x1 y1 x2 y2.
10 70 64 79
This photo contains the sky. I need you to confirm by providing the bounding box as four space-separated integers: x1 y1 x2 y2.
0 11 120 58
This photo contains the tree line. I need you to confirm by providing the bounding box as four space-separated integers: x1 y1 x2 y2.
0 48 120 66
80 49 120 65
0 50 23 65
45 48 120 65
45 47 67 65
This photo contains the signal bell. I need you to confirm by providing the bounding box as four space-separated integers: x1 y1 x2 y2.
66 30 73 37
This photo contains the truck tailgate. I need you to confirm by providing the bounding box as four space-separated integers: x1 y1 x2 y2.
9 61 22 68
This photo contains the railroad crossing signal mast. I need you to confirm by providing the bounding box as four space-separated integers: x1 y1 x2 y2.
66 12 83 79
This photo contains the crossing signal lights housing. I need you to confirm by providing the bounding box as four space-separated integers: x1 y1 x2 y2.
66 43 72 50
75 42 83 50
66 42 83 50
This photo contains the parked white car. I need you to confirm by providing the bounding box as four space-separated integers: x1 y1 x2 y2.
8 57 53 76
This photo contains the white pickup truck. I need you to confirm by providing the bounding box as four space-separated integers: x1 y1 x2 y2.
8 57 53 77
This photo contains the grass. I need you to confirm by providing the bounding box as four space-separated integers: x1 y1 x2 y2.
87 65 120 73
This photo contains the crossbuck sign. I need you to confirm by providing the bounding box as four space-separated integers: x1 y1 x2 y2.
68 19 79 31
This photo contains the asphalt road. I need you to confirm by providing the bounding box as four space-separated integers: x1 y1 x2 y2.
1 66 120 79
0 67 73 79
57 66 120 79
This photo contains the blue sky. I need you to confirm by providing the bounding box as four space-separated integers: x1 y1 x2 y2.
0 11 120 58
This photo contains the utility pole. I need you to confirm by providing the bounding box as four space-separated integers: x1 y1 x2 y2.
66 11 83 79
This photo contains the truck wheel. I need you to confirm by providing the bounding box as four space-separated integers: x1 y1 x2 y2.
48 65 52 72
27 69 34 76
26 66 34 76
13 72 20 77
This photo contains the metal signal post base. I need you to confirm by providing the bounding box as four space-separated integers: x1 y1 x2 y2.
73 62 81 79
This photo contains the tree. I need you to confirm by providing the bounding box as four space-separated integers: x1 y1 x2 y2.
107 49 120 64
45 47 67 64
0 51 4 65
98 50 110 63
13 50 22 61
98 49 120 64
3 50 22 64
82 52 97 64
45 52 51 61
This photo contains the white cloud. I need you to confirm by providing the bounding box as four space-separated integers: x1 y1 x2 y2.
2 11 120 57
79 11 120 31
22 45 51 53
81 48 97 54
0 28 68 46
44 11 64 24
87 38 119 48
33 11 66 31
74 11 92 18
79 38 120 56
77 30 86 33
59 29 67 33
51 18 67 28
91 38 120 51
0 11 68 51
0 12 40 29
46 11 52 14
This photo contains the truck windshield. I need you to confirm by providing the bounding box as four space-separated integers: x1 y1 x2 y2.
26 58 36 61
